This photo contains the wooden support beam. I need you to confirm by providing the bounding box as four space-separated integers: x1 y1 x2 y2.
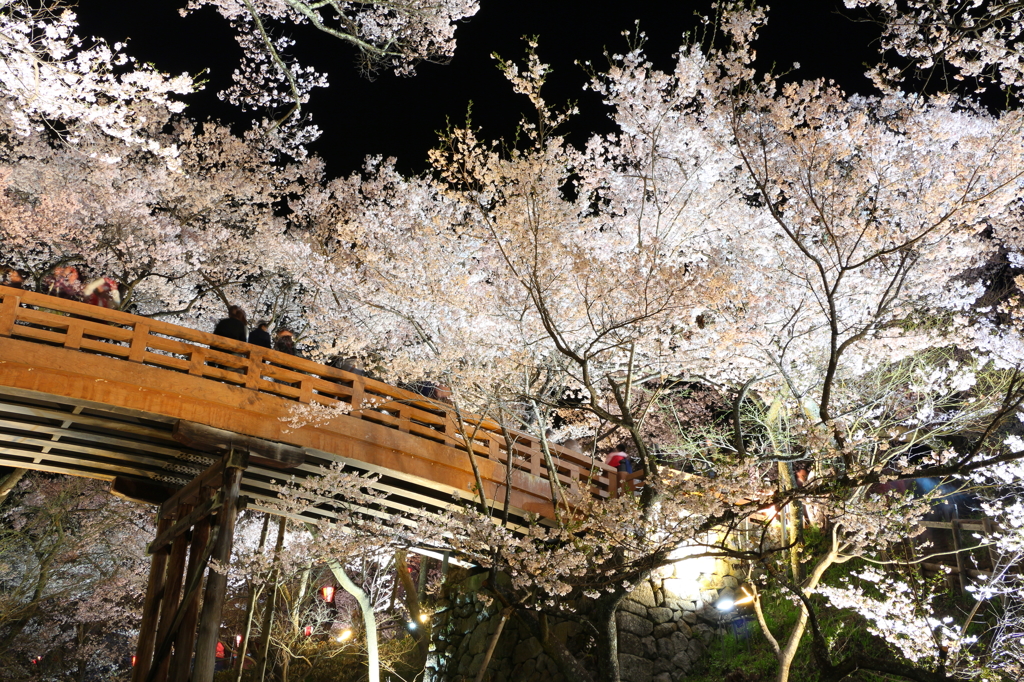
132 516 173 682
149 493 222 554
152 509 192 682
110 477 180 506
192 450 248 682
160 457 227 517
172 420 305 470
170 507 213 682
146 524 220 682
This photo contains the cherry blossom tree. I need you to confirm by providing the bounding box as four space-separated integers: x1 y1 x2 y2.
0 473 151 680
0 0 194 157
183 0 479 121
281 6 1024 681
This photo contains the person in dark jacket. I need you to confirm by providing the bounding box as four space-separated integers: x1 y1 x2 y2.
213 305 247 342
248 320 272 348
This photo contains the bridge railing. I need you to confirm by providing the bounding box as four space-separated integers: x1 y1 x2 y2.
0 286 638 502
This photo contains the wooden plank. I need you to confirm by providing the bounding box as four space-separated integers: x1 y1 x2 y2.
187 348 206 376
0 453 114 481
63 321 84 350
0 433 192 480
0 399 170 439
170 503 212 682
951 516 969 594
0 416 184 457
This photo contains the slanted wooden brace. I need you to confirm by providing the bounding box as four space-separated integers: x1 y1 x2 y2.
132 449 249 682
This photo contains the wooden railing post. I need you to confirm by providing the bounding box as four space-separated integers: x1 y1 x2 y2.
192 449 248 682
609 470 619 499
187 349 206 376
129 323 150 363
350 376 365 414
244 350 263 389
0 292 19 337
298 379 313 403
63 320 84 350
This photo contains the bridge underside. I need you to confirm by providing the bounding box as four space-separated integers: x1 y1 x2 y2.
0 382 538 533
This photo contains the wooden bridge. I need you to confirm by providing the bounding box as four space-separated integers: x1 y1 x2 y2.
0 285 637 682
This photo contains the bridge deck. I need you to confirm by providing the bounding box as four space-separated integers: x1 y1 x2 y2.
0 286 632 526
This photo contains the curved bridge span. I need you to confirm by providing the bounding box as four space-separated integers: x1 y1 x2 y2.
0 285 635 524
0 285 648 682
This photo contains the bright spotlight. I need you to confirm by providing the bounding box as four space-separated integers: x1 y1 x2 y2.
418 613 429 624
337 629 353 642
716 598 735 612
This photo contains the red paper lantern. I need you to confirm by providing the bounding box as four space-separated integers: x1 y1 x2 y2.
320 585 335 603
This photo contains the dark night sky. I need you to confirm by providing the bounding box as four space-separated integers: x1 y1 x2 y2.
76 1 880 177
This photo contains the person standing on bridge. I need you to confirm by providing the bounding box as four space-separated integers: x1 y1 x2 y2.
248 320 272 348
214 305 248 342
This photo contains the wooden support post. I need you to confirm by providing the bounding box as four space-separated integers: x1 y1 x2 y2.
151 506 192 682
129 322 150 362
133 516 173 682
192 449 248 682
609 470 619 499
951 514 969 595
170 502 213 682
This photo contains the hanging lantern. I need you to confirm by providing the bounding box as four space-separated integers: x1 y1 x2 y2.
304 625 313 637
320 585 335 603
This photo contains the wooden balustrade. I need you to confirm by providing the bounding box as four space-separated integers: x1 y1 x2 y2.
0 285 639 503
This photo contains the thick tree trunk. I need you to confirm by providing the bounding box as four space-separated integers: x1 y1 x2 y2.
512 609 594 682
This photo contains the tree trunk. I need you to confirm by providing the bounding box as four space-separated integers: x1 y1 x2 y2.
777 461 803 583
593 604 620 682
0 468 26 508
474 607 513 682
395 550 430 667
235 513 271 681
511 608 594 682
257 517 287 682
328 558 380 682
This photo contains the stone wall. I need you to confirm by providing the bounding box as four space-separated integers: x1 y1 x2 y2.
427 554 745 682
